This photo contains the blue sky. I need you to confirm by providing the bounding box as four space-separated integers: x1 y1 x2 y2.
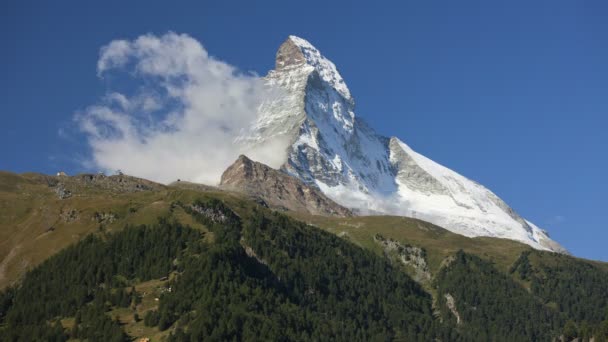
1 1 607 261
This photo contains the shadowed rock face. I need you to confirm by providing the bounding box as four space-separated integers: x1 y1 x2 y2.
220 155 352 217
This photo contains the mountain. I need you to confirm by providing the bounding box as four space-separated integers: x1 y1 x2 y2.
240 35 565 253
219 155 351 217
1 171 607 341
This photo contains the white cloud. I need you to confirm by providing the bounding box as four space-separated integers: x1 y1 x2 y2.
77 32 286 185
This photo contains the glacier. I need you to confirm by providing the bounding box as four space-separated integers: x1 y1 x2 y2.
239 35 566 253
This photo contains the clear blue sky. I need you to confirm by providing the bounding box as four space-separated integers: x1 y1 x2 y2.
1 1 607 261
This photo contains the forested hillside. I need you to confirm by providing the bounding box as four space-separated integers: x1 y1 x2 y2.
1 172 607 341
435 251 561 341
510 251 608 340
0 219 201 341
1 200 449 341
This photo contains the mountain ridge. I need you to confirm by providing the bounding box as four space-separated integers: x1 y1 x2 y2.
239 35 566 253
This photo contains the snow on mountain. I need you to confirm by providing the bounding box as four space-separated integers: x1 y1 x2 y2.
239 35 566 253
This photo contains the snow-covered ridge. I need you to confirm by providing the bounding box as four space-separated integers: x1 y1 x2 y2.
389 138 556 251
239 35 566 253
287 35 352 101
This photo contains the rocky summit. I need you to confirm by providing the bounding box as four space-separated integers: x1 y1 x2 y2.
239 35 566 253
220 155 351 217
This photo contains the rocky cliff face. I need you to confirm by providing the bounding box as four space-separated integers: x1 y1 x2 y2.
219 155 351 217
238 36 566 253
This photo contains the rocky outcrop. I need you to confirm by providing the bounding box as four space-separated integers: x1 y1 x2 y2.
241 239 269 266
374 233 431 283
92 211 117 224
190 204 231 224
220 155 351 217
60 208 79 222
54 184 72 199
444 293 462 325
69 174 164 192
41 173 164 196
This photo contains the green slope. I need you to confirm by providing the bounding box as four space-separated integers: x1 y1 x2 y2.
1 172 608 341
1 199 449 341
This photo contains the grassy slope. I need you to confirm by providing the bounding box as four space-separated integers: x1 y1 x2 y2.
2 172 608 341
0 172 253 289
1 171 605 291
288 213 532 275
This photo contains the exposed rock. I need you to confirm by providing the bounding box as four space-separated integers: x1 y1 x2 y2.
444 293 462 325
44 173 165 195
275 37 307 70
54 184 72 199
220 155 352 217
93 211 117 224
241 240 269 266
374 233 431 283
60 208 79 222
70 173 163 192
190 204 230 224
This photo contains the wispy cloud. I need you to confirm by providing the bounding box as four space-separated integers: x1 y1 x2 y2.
76 32 285 184
547 215 566 225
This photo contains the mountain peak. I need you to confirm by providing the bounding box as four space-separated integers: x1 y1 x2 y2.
275 35 351 100
275 36 308 71
286 35 318 51
244 36 566 253
235 154 252 164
